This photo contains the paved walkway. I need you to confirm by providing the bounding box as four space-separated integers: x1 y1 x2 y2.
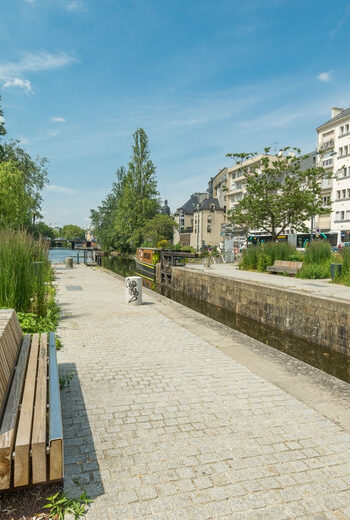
56 265 350 520
185 263 350 302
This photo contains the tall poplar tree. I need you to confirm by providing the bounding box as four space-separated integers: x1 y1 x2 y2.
114 129 160 250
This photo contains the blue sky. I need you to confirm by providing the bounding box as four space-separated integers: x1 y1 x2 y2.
1 0 350 227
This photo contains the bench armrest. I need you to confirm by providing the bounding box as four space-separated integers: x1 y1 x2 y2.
48 332 64 479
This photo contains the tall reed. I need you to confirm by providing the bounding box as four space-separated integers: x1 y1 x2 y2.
304 240 331 265
0 229 51 314
342 247 350 275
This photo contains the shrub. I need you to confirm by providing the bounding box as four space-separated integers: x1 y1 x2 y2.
342 247 350 275
240 246 259 270
297 262 330 279
304 240 331 265
257 253 271 272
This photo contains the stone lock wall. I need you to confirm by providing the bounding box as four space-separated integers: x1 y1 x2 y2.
171 267 350 355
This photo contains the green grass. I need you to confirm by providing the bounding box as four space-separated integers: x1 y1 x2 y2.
240 241 301 271
297 262 331 279
342 247 350 275
304 240 332 264
0 229 52 315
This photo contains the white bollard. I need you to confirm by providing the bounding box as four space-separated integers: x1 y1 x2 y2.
125 276 142 305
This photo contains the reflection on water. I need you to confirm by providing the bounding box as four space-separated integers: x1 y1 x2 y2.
102 255 350 384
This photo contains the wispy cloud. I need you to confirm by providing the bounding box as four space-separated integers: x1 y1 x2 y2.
317 71 332 82
50 116 66 123
46 184 77 194
0 51 77 94
3 78 33 93
329 4 350 38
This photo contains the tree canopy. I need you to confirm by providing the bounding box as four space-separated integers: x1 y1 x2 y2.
226 147 331 240
0 161 34 228
0 96 48 229
91 128 160 252
61 224 86 240
142 214 177 247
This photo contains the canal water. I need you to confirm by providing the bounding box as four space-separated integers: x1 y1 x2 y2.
49 247 94 264
101 255 350 384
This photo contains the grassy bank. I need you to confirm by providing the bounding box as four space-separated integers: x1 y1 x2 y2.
239 240 350 282
0 229 60 333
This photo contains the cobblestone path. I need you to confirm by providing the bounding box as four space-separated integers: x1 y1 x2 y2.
56 265 350 520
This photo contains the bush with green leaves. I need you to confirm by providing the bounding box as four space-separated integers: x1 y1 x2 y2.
257 253 271 272
297 262 330 279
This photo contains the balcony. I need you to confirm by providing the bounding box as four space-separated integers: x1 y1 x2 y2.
322 158 333 168
319 139 334 151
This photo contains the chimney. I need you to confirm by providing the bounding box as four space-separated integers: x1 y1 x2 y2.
331 107 343 118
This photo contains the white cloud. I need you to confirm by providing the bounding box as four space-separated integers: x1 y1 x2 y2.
317 72 332 82
51 116 66 123
46 184 77 194
3 78 33 93
0 51 77 94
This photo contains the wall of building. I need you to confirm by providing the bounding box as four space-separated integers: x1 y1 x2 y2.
171 267 349 354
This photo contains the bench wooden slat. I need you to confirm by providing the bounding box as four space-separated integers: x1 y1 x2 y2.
48 332 63 480
31 333 48 484
0 335 31 491
14 334 40 487
0 324 20 372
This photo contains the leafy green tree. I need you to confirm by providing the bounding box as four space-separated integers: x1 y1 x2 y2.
0 96 48 222
61 224 86 240
226 147 331 241
0 161 34 228
34 221 56 240
90 166 126 250
142 214 177 246
114 129 160 251
0 95 6 140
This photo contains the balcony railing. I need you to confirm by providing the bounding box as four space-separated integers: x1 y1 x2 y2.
319 139 334 151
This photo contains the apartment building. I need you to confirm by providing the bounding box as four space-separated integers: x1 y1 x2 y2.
316 107 350 237
226 154 273 239
173 169 227 250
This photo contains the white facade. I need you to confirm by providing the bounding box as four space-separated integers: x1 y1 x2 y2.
316 107 350 237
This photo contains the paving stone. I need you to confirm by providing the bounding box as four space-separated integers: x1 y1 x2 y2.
56 265 350 519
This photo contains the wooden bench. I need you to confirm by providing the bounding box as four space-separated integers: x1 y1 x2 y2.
266 260 303 276
0 309 63 490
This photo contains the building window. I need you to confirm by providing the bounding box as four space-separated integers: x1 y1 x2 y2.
347 211 350 220
339 147 343 157
336 211 340 221
337 190 341 199
341 211 345 220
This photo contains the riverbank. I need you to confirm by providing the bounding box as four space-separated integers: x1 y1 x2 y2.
173 264 350 355
56 264 350 518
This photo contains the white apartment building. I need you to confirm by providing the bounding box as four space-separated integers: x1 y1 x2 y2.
226 154 272 239
316 107 350 239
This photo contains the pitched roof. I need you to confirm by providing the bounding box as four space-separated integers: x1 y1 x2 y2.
177 193 207 214
317 107 350 130
199 197 222 211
